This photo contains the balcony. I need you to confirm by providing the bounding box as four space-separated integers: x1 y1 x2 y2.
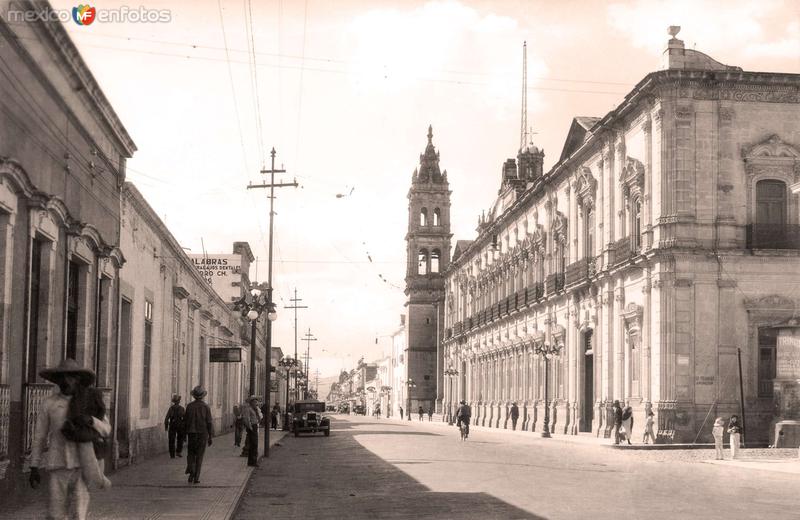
545 274 564 295
747 224 800 249
453 321 463 336
613 236 640 265
565 257 597 287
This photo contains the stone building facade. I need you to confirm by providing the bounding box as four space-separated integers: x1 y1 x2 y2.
441 32 800 444
403 127 451 414
0 5 135 489
118 183 257 464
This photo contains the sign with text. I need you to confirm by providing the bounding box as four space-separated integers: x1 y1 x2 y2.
189 254 242 301
209 347 242 363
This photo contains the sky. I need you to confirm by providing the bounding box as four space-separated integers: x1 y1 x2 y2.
50 0 800 379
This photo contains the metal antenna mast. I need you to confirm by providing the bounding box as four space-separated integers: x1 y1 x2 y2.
520 41 528 151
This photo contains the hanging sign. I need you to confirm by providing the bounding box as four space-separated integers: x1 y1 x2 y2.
209 347 242 363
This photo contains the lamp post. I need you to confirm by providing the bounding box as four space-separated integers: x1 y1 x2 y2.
405 378 416 421
278 355 298 430
443 367 459 424
534 342 562 438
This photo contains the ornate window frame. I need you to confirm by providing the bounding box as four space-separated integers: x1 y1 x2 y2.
742 135 800 226
621 157 645 247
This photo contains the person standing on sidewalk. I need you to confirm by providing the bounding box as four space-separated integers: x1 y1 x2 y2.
712 417 726 460
510 403 520 431
642 411 656 444
418 406 424 421
164 394 185 458
620 406 634 445
727 415 742 459
243 396 261 467
29 359 112 520
399 406 404 420
184 386 213 484
270 404 280 430
612 400 623 445
427 408 433 421
232 404 244 447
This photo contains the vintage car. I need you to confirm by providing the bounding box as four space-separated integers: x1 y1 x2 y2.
292 399 331 437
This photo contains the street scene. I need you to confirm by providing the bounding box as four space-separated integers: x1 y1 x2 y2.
1 0 800 518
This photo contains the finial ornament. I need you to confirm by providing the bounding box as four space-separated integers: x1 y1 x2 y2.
427 125 433 145
668 25 681 39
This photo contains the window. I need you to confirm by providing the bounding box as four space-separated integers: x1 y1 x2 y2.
142 300 153 408
756 180 786 226
585 207 595 258
758 327 777 398
632 199 642 250
420 208 428 227
172 306 181 394
27 238 44 383
418 249 429 275
199 335 206 387
433 208 441 226
65 261 81 360
431 249 440 273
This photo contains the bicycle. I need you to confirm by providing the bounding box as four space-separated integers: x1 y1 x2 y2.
458 420 470 441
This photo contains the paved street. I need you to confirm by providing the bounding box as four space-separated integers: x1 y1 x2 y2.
235 416 798 520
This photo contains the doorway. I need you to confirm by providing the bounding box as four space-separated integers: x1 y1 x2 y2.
582 329 594 432
117 298 133 460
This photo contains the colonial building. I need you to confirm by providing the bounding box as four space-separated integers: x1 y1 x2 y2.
0 6 135 489
403 127 451 414
118 183 255 464
441 30 800 444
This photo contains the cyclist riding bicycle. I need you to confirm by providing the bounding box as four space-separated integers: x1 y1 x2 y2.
455 400 471 438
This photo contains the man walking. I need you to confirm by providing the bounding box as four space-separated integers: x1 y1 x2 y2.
270 404 280 430
184 386 213 484
164 394 185 458
427 408 433 421
418 405 424 421
456 400 472 438
243 396 261 467
399 406 404 420
510 402 520 431
29 359 111 520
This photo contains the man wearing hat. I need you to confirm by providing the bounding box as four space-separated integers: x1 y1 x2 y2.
164 394 186 458
29 358 111 520
242 396 261 467
184 386 213 484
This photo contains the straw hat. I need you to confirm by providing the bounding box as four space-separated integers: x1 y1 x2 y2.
39 358 95 386
191 386 207 398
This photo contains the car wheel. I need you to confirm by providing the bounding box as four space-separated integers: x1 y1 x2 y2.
324 429 330 437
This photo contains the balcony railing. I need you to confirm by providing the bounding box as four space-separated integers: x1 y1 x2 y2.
747 224 800 249
24 383 54 454
565 257 597 287
0 385 9 461
453 321 463 336
545 273 565 295
613 236 640 265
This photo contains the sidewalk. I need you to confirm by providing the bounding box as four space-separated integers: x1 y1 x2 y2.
2 429 286 520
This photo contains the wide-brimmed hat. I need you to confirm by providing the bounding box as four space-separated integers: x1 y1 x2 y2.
191 386 207 398
248 395 261 403
171 394 181 403
39 358 95 386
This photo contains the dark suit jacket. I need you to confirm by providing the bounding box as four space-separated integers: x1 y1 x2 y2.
184 400 213 437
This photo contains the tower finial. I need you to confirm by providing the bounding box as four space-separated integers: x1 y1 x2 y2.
520 41 529 152
427 125 433 145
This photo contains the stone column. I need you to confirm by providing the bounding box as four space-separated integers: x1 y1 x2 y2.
568 306 578 434
614 282 625 401
643 274 652 405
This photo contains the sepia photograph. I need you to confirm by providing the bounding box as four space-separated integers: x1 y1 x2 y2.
0 0 799 518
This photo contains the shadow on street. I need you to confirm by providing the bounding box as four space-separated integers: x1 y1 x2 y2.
235 417 545 520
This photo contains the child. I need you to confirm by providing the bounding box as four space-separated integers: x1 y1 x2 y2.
642 411 656 444
712 417 725 460
727 415 742 459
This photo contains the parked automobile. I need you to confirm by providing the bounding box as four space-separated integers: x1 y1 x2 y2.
292 399 331 437
353 404 366 415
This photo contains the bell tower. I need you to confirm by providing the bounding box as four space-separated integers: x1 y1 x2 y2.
404 125 451 414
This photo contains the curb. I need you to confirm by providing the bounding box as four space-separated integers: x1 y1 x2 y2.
224 430 288 520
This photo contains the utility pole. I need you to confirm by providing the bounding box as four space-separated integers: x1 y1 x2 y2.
284 288 307 403
246 148 297 459
302 328 317 399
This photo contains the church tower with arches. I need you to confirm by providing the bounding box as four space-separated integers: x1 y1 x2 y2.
404 126 452 414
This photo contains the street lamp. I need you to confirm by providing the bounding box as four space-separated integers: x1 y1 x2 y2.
278 355 298 431
405 378 417 421
534 342 562 438
234 288 276 398
443 367 459 425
